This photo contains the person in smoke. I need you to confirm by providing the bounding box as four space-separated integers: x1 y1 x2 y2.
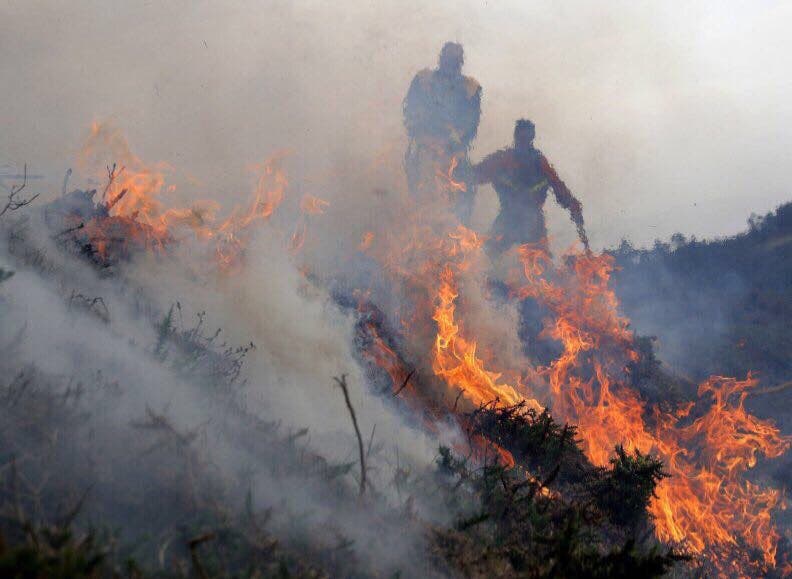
474 119 589 257
475 119 589 364
403 42 481 224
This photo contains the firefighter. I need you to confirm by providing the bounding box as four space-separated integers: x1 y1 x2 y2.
474 119 588 257
403 42 481 224
475 119 588 365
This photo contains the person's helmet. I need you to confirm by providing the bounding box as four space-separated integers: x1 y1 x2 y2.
438 42 464 76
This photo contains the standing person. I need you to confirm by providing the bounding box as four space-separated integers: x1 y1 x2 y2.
403 42 481 224
474 119 588 257
475 119 589 364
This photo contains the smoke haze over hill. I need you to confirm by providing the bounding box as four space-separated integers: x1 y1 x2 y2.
2 0 792 249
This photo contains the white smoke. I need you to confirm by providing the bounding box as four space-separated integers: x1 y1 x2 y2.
0 206 447 575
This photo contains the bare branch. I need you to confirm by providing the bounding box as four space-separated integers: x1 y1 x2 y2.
453 388 464 412
333 374 367 496
392 368 415 397
101 163 125 203
53 222 85 238
0 164 40 217
105 188 128 211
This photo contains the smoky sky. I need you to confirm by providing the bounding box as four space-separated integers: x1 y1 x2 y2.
1 0 791 249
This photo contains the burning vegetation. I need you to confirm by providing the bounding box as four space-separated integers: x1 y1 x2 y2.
1 48 791 579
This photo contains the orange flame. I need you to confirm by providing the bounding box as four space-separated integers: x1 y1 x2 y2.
212 154 289 270
514 242 790 574
436 155 467 193
651 374 788 568
77 123 290 269
431 228 541 412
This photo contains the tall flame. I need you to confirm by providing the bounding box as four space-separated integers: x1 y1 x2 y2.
514 242 790 574
431 227 540 411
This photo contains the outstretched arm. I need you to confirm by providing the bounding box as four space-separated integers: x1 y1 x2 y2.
539 153 589 250
473 151 506 186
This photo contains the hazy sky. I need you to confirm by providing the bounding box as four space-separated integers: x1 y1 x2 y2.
2 0 791 248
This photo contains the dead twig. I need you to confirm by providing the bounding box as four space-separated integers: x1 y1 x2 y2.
105 188 128 211
333 375 366 496
0 164 39 217
101 163 124 204
453 388 464 412
53 222 85 238
392 368 415 397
